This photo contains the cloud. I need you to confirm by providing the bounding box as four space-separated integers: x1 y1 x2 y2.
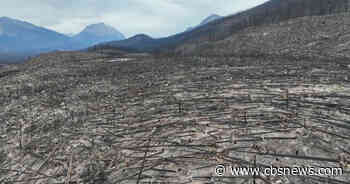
0 0 269 38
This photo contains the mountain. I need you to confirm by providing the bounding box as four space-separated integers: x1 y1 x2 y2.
0 19 126 63
186 14 222 32
0 16 75 53
96 0 350 53
65 33 75 37
179 10 350 59
73 23 125 48
199 14 222 26
93 34 154 52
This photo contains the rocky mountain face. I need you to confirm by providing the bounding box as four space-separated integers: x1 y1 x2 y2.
73 23 125 48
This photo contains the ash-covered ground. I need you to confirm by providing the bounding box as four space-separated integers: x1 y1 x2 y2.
0 50 349 184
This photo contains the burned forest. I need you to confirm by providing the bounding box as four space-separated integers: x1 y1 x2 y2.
1 48 350 184
1 0 350 184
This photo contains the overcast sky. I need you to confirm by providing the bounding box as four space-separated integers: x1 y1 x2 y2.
1 0 269 38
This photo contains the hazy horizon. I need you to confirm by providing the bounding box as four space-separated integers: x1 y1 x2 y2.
0 0 269 38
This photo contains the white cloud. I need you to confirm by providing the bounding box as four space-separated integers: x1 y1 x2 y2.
0 0 269 38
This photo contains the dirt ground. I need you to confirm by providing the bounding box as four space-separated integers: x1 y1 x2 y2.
0 51 349 183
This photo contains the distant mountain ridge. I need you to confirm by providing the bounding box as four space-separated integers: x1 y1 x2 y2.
0 18 125 62
96 14 223 52
186 14 222 32
2 0 350 63
97 0 350 53
66 33 75 37
199 14 222 25
73 23 125 47
0 16 74 53
93 34 154 52
179 10 350 59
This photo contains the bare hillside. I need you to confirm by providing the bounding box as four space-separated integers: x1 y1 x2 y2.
178 12 350 59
